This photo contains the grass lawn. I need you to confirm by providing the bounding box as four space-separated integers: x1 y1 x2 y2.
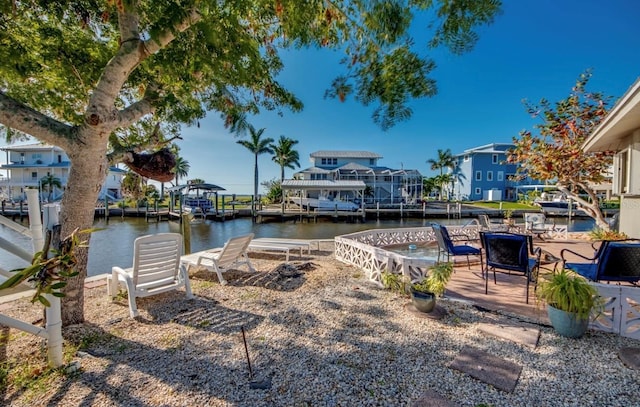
465 201 538 210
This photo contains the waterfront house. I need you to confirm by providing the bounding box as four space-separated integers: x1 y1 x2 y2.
0 143 125 202
449 143 541 201
583 77 640 238
292 150 422 204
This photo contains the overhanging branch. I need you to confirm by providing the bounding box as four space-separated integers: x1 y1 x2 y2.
0 93 74 150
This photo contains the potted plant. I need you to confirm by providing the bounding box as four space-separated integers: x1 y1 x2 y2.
503 209 514 226
536 269 603 338
410 262 454 313
381 270 408 295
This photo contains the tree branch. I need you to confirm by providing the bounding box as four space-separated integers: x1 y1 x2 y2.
87 7 201 130
118 98 155 128
142 8 203 56
0 92 74 150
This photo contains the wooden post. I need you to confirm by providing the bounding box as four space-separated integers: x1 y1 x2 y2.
221 195 226 221
181 213 191 254
104 195 109 221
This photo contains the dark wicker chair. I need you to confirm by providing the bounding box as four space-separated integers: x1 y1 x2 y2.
561 239 640 284
479 232 542 304
431 223 482 269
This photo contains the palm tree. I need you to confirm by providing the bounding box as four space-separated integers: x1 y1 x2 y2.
173 156 190 186
270 135 300 182
40 174 62 202
426 149 456 200
236 125 274 216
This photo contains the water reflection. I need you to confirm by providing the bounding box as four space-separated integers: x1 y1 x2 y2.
0 216 597 277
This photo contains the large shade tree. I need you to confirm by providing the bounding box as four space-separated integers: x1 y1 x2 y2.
508 71 614 229
271 135 300 182
0 1 501 325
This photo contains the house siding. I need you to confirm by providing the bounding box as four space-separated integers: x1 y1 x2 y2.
451 143 533 201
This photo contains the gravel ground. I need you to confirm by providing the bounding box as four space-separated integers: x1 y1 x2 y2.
1 244 639 406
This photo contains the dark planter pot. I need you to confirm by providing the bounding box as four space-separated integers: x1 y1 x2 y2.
411 289 437 313
547 304 590 338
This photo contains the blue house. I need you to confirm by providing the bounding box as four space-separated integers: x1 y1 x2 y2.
450 143 535 201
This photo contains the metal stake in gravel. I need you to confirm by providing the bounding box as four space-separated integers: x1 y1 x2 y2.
241 326 253 379
242 326 273 390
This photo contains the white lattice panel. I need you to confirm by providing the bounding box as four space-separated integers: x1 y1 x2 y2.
590 283 640 340
335 226 475 286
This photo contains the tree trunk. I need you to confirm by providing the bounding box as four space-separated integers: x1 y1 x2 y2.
59 131 110 326
253 154 258 217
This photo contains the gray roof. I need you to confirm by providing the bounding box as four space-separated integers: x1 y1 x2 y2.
310 151 382 159
456 143 514 156
282 180 366 191
335 162 374 171
0 143 65 151
298 166 332 174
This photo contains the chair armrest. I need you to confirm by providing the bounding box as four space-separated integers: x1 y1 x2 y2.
112 266 130 277
560 248 596 263
450 233 473 242
532 246 542 262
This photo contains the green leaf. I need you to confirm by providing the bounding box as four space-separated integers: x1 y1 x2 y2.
50 282 67 290
37 295 51 307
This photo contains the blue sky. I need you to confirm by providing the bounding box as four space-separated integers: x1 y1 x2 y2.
3 0 640 195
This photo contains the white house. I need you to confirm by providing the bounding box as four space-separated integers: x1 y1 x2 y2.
583 77 640 238
0 143 125 202
293 150 423 204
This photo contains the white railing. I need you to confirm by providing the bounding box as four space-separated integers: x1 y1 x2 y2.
0 190 64 367
590 283 640 340
335 225 479 285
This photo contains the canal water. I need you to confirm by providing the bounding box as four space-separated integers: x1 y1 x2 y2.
0 216 597 278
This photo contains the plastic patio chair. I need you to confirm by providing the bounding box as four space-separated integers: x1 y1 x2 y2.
523 212 556 241
479 231 542 304
477 214 509 232
180 233 256 285
430 223 482 269
107 233 193 318
561 239 640 284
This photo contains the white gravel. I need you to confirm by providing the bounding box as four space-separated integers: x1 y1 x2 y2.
2 245 639 406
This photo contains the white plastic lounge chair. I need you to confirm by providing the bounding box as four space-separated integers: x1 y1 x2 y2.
107 233 193 318
477 214 509 232
251 238 311 255
180 233 256 285
523 212 566 240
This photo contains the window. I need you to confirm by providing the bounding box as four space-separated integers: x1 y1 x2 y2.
332 158 337 165
475 187 481 195
614 150 629 194
57 155 62 163
486 171 493 181
369 158 375 165
31 172 37 179
497 171 504 181
321 158 327 165
492 154 498 164
475 171 482 181
464 155 470 162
